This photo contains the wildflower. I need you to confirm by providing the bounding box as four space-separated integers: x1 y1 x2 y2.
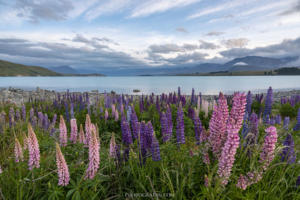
28 123 40 170
176 103 185 145
85 114 91 144
121 120 133 146
293 108 300 131
166 105 173 139
130 110 139 139
281 134 296 164
246 91 252 117
85 128 100 179
14 138 24 162
109 133 117 158
227 92 246 130
263 87 273 123
217 128 240 185
283 117 290 130
56 143 70 186
70 118 78 144
151 134 161 161
114 110 119 121
161 112 169 142
22 104 26 121
105 109 109 121
79 124 86 144
260 126 277 170
59 115 68 147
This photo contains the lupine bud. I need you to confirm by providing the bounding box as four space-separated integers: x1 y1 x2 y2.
111 104 116 117
79 124 86 144
151 134 161 161
260 126 277 170
193 110 203 145
59 115 68 147
293 108 300 131
28 123 40 170
14 138 24 162
176 103 185 145
70 118 78 144
109 133 117 158
85 114 91 144
23 132 28 150
281 134 296 164
56 143 70 186
217 128 240 185
85 128 100 179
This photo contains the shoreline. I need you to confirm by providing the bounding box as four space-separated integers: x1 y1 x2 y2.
1 87 300 106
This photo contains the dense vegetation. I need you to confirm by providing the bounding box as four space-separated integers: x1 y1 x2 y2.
0 87 299 199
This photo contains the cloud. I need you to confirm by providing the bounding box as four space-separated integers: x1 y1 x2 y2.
206 31 225 36
149 43 201 54
130 0 200 18
222 38 249 48
199 40 220 49
15 0 74 23
0 36 144 68
220 37 300 58
176 27 189 33
279 0 300 15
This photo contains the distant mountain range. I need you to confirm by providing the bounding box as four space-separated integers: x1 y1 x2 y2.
47 66 79 74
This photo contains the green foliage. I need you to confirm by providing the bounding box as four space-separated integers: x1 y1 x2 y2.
280 103 297 119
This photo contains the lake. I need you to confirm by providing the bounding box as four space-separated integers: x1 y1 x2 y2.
0 76 300 95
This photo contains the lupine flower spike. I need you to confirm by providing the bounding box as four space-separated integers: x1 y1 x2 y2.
28 123 40 170
85 128 100 179
109 132 117 158
79 124 86 144
56 143 70 186
59 115 68 147
14 137 24 162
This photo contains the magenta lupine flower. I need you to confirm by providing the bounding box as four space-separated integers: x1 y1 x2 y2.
105 109 109 121
59 115 68 147
79 124 86 144
56 143 70 186
14 137 24 162
85 114 91 145
28 124 40 170
217 128 240 185
109 133 117 158
227 92 246 130
70 118 78 144
260 126 277 170
85 128 100 179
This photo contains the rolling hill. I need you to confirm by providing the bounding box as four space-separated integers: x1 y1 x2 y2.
0 60 61 76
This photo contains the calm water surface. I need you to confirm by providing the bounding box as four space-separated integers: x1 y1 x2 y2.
0 76 300 95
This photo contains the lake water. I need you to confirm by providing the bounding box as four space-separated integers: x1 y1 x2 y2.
0 76 300 95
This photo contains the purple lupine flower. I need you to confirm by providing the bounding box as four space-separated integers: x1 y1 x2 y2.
146 121 154 149
70 118 78 144
176 103 185 145
15 109 21 121
263 87 273 123
22 104 26 121
275 114 281 125
70 102 74 118
166 105 173 139
260 126 277 170
217 128 240 185
109 133 117 158
270 117 275 125
227 92 246 130
121 120 133 146
247 112 259 141
59 115 68 147
126 106 132 122
56 143 70 186
79 124 86 144
151 134 161 161
28 124 40 170
37 112 44 128
283 117 290 130
139 121 147 163
130 110 138 139
161 112 169 142
246 91 252 117
265 115 270 124
178 86 181 97
191 88 195 105
281 134 296 164
29 108 34 124
14 137 24 162
9 107 15 128
193 111 203 145
43 114 49 131
85 128 100 179
293 108 300 131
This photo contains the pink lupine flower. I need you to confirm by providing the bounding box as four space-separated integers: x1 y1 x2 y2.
59 115 68 147
85 128 100 179
260 126 277 170
28 123 40 170
23 133 28 150
109 133 117 158
202 100 209 117
105 109 109 121
111 104 116 117
204 175 209 187
70 118 78 144
79 124 86 144
236 171 262 190
217 128 240 185
115 110 119 121
227 92 246 130
15 137 24 162
85 114 91 145
56 143 70 186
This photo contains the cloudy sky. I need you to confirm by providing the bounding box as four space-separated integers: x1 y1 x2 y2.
0 0 300 70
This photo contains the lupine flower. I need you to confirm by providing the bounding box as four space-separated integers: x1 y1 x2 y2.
193 110 203 145
283 117 290 130
161 112 169 142
202 100 209 117
23 132 28 150
109 133 117 158
115 110 119 121
260 126 277 170
245 113 259 152
166 105 173 139
59 115 68 147
15 109 21 121
176 103 185 145
85 114 91 144
246 91 252 117
130 110 139 139
275 115 281 125
270 117 275 125
29 108 34 124
293 108 300 131
121 120 133 146
217 128 240 185
105 109 109 121
22 104 26 121
263 87 273 123
28 123 40 170
297 176 300 187
70 118 78 144
281 134 296 164
56 143 70 186
151 134 161 161
236 171 262 190
227 92 246 130
111 104 116 117
14 137 24 162
85 128 100 179
9 107 15 128
145 121 154 149
79 124 86 144
127 106 132 122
